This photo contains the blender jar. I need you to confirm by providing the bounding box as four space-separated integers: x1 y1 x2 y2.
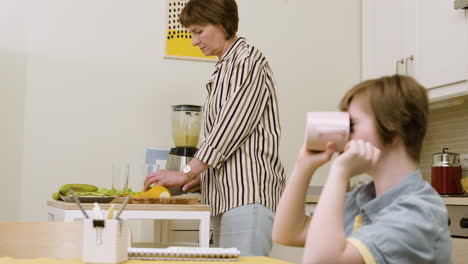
171 105 202 147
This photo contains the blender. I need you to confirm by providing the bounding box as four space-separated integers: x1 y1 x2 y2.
166 105 202 195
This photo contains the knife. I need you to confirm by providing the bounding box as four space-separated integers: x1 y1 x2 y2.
69 189 89 219
114 194 131 219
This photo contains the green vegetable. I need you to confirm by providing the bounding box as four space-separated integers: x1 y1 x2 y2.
66 187 138 197
53 184 138 199
97 187 139 196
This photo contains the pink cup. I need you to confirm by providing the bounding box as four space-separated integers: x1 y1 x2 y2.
305 112 350 152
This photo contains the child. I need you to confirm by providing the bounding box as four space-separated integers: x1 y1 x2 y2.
272 75 451 264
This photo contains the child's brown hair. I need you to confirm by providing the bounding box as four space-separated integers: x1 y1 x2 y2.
339 75 429 162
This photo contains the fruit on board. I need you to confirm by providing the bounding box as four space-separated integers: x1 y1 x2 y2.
133 185 171 198
52 192 61 200
59 184 98 194
461 177 468 193
52 184 139 201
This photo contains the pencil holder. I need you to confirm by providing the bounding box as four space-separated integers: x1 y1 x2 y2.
82 219 129 264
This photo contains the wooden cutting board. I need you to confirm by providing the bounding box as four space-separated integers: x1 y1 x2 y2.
112 195 199 204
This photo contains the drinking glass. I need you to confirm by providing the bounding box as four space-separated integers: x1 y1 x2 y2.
112 163 129 191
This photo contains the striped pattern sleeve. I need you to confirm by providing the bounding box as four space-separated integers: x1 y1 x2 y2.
196 49 270 169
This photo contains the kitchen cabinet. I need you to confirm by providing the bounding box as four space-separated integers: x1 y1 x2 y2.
165 220 212 246
362 0 468 101
452 237 468 264
305 202 317 214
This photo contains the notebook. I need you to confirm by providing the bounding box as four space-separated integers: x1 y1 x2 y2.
128 247 240 261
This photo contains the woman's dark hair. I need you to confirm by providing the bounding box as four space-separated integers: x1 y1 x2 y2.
180 0 239 39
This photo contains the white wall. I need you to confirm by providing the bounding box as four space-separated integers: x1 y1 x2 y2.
0 0 28 221
239 0 362 186
0 0 360 229
18 0 210 221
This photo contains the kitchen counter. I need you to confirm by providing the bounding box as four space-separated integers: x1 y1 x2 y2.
47 200 210 211
306 195 320 203
441 197 468 206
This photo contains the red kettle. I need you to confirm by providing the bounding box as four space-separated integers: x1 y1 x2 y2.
431 148 463 195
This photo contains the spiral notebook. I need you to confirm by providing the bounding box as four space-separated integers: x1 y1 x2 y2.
128 247 240 261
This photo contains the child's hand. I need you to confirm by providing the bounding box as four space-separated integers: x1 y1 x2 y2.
331 139 380 180
295 142 336 173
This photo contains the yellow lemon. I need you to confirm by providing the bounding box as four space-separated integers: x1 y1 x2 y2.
461 177 468 193
139 185 171 198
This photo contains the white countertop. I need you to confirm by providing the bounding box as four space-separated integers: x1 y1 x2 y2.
306 195 320 203
441 197 468 206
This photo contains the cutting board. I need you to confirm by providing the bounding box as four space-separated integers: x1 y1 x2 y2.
112 195 199 204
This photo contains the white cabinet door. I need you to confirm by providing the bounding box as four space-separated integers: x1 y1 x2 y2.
416 0 468 100
452 237 468 264
166 220 213 246
362 0 416 79
305 203 317 214
362 0 468 101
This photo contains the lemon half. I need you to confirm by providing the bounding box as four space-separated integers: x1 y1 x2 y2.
136 185 171 198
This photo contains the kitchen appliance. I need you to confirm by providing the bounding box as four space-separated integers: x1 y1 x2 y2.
447 204 468 238
166 105 202 195
446 203 468 262
431 148 464 195
433 149 468 262
305 112 350 152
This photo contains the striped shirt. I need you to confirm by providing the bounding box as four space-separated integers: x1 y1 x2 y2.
195 37 286 216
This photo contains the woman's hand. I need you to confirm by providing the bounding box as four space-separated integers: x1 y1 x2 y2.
182 176 201 193
143 170 190 190
294 142 336 174
331 139 381 180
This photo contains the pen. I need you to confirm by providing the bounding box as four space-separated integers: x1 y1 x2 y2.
114 195 131 219
69 189 89 219
107 204 115 219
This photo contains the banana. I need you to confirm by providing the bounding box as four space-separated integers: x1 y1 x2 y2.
59 184 98 194
52 192 61 200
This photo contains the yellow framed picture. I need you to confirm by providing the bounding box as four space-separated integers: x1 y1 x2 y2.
165 0 217 62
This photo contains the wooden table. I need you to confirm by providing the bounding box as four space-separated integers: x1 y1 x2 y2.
0 257 294 264
47 200 211 247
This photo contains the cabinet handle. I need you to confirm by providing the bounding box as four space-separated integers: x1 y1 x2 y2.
405 55 414 76
396 59 405 74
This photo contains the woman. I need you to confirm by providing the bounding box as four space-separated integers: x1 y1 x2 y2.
272 75 451 263
144 0 285 256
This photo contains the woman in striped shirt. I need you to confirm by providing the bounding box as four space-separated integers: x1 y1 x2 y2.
144 0 285 256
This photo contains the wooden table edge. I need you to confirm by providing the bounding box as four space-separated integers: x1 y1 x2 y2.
47 200 210 211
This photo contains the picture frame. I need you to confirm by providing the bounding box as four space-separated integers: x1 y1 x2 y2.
164 0 217 62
